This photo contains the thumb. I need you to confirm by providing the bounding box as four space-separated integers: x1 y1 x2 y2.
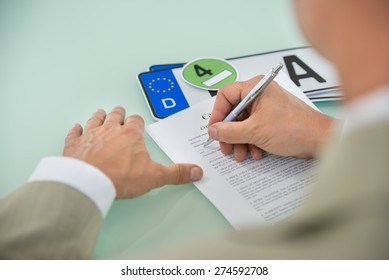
157 163 203 186
209 121 251 144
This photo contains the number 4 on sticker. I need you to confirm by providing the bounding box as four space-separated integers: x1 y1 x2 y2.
194 64 213 77
181 57 239 91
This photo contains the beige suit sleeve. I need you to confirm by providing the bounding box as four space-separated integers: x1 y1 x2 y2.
142 121 389 259
0 181 103 259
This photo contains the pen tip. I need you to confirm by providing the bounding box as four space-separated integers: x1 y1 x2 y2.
203 138 214 147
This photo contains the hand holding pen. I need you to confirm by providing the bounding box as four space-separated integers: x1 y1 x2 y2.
206 63 332 161
204 63 283 147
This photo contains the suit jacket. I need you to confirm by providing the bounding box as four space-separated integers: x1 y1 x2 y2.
1 120 388 259
161 120 389 259
0 182 102 259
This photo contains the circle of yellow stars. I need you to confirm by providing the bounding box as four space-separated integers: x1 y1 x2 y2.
148 77 175 93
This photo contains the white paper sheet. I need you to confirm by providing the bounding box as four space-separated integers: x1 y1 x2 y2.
147 71 318 229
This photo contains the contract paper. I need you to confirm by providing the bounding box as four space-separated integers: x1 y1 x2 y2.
147 71 319 229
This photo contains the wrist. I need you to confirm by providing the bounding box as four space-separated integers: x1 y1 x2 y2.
29 157 116 217
307 114 335 157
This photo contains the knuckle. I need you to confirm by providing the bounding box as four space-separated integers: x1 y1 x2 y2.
107 108 125 120
124 124 141 136
88 116 103 125
127 114 144 125
125 115 145 133
219 81 241 94
132 114 144 123
108 111 122 119
93 109 106 118
111 106 125 114
218 125 230 141
174 165 185 184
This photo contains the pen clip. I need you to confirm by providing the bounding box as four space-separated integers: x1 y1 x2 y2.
243 63 283 106
273 63 283 75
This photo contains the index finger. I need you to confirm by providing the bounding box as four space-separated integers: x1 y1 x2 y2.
104 106 126 125
124 114 145 136
208 75 263 126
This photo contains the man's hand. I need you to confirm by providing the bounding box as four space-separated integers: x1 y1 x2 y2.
208 75 334 161
63 106 203 199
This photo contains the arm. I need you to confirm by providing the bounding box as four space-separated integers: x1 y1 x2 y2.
0 107 203 259
0 181 102 259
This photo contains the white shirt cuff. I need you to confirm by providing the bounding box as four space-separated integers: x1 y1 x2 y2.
28 157 116 218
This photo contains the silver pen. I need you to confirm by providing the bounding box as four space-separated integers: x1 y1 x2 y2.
204 63 283 147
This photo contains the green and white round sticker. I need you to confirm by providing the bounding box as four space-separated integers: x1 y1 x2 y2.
181 57 239 90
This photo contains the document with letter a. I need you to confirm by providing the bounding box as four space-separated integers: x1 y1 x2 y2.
146 71 319 229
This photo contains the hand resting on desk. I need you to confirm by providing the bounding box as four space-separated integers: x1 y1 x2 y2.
63 106 203 199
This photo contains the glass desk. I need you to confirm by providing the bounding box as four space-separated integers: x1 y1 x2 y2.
0 0 343 259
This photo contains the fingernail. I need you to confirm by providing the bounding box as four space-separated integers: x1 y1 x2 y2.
190 167 202 181
208 126 219 140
